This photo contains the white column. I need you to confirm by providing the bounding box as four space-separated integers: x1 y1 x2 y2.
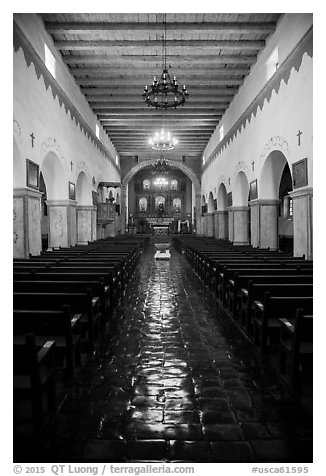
232 206 250 246
77 205 97 245
47 200 70 249
68 200 77 246
217 211 228 240
206 212 215 237
13 188 42 257
228 208 234 243
213 211 219 239
259 199 280 250
249 200 260 248
290 187 313 259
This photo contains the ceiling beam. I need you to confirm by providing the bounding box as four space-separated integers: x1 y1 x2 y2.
55 39 265 50
77 78 243 86
71 70 249 79
82 87 238 96
63 55 257 65
87 97 232 104
92 104 227 111
45 21 277 34
70 65 251 74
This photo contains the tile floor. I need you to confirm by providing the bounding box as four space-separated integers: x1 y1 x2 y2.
15 240 313 463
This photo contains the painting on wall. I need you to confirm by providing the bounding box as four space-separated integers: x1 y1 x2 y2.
26 159 39 190
249 179 258 200
292 158 308 189
69 181 76 200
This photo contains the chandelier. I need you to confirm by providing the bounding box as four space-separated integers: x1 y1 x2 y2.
142 14 189 109
149 129 178 150
153 157 169 174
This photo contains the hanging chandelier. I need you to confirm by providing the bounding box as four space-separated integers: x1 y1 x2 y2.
149 129 178 150
142 14 189 109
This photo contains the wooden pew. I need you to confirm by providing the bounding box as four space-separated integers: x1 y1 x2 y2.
13 291 100 353
13 334 56 438
278 309 313 392
252 294 313 355
14 279 110 326
240 282 313 335
220 264 312 304
228 271 313 316
13 306 82 378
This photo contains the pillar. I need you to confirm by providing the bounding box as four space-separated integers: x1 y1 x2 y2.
68 200 77 246
232 206 250 246
47 200 71 249
249 200 260 248
13 188 42 257
228 208 234 242
77 205 97 245
217 211 228 240
290 187 313 259
206 212 215 237
259 199 280 250
213 211 219 239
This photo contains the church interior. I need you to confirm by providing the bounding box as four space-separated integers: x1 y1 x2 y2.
13 13 313 464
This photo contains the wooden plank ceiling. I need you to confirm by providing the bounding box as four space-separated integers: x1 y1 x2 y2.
41 13 281 160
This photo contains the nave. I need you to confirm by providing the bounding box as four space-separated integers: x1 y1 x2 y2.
15 239 312 463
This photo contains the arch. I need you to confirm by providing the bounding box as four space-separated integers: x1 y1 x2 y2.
122 159 200 197
121 158 201 232
76 171 92 205
13 138 25 188
207 191 214 213
201 195 206 206
41 151 66 200
233 171 249 206
217 183 228 211
259 150 290 200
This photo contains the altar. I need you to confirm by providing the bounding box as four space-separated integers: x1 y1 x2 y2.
152 224 169 235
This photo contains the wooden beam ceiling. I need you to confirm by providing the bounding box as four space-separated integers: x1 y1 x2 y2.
41 13 280 159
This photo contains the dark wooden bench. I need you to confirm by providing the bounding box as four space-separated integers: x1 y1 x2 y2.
13 333 56 438
279 309 313 392
252 294 313 355
228 272 313 315
14 280 110 326
13 306 82 377
13 291 100 353
240 282 313 335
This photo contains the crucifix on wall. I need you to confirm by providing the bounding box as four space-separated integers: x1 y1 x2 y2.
70 161 73 171
251 161 255 171
30 132 35 148
297 130 303 146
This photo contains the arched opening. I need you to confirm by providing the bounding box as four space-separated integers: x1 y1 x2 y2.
234 171 249 206
155 195 165 211
207 191 214 213
259 150 292 251
76 171 92 206
278 162 294 252
217 183 228 211
41 151 66 200
39 172 49 251
233 171 250 244
173 198 181 213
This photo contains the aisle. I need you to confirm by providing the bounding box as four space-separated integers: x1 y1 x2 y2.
36 241 312 463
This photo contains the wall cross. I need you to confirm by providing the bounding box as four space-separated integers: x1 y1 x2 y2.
30 132 35 148
297 130 303 146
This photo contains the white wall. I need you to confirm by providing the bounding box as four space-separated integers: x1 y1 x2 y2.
13 13 120 194
203 13 313 162
201 20 312 201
